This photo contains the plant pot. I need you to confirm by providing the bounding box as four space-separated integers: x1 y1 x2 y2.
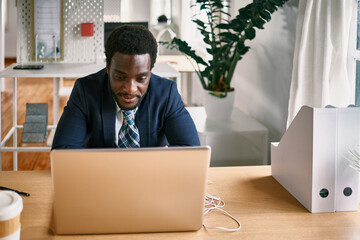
203 89 235 121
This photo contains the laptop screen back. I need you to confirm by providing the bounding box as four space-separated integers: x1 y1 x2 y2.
51 146 211 234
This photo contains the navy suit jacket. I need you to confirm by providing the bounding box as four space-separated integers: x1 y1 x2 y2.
52 68 200 149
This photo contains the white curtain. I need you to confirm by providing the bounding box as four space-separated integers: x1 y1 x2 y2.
287 0 356 127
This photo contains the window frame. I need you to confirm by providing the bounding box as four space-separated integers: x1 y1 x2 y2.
349 0 360 106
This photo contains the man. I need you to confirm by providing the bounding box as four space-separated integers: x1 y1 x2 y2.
52 25 200 149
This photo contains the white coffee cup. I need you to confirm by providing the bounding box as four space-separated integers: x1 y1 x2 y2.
0 191 23 240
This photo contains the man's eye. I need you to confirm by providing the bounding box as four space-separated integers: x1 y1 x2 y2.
114 75 125 80
138 76 147 82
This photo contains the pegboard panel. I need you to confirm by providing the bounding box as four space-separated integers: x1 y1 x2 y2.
17 0 32 63
17 0 104 63
63 0 104 63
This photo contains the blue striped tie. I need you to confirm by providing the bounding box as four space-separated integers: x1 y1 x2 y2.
118 110 140 148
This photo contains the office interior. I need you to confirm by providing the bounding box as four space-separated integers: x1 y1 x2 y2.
1 1 360 239
0 0 302 170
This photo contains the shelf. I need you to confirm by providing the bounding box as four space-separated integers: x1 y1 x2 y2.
0 125 55 152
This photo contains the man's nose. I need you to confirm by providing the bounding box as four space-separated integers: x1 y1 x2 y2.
124 79 137 94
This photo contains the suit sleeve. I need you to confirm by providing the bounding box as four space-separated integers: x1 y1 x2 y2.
164 82 200 146
51 80 88 149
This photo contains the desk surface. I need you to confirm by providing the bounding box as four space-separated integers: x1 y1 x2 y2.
0 62 179 79
1 166 359 239
0 63 106 78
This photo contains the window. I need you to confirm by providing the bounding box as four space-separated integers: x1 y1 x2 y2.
353 0 360 105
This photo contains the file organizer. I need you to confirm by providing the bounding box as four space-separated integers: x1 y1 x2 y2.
271 106 360 213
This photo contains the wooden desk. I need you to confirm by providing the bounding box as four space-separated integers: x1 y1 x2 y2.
1 166 359 239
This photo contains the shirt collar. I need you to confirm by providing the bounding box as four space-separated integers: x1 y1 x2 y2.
114 98 121 112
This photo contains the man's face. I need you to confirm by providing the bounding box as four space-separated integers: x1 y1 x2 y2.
107 52 151 110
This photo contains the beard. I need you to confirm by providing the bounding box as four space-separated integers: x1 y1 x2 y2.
111 91 143 110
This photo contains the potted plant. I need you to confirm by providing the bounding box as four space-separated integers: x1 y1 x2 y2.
161 0 289 120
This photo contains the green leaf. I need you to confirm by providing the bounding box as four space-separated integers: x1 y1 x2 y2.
216 23 231 29
238 8 253 20
220 10 231 17
237 46 250 55
231 19 246 33
200 29 210 35
203 36 211 44
171 37 208 66
237 41 245 51
200 4 209 10
218 32 239 41
265 2 278 13
213 2 224 8
270 0 285 6
259 10 271 22
245 28 256 40
192 19 205 28
252 18 266 29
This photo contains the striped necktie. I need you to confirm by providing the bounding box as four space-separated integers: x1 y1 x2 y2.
118 110 140 148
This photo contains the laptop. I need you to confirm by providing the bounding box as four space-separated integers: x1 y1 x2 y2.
50 146 211 235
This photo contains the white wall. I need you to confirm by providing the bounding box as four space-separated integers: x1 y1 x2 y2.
131 0 150 22
231 0 298 142
4 0 16 57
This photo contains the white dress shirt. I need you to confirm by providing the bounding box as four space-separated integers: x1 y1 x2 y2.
114 102 123 147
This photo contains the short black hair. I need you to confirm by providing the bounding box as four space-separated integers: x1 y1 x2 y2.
105 25 158 69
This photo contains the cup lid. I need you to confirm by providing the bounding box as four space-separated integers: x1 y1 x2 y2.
0 191 23 221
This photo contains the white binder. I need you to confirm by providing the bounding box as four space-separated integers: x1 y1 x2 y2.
271 105 359 213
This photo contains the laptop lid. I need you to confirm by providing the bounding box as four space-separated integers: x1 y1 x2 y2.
50 146 211 234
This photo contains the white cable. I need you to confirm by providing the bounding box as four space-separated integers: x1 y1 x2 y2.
203 194 241 232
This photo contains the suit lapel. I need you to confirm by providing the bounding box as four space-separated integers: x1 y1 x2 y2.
101 75 116 147
136 80 151 147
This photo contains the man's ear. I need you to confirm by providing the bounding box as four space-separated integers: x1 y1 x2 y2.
106 63 110 75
